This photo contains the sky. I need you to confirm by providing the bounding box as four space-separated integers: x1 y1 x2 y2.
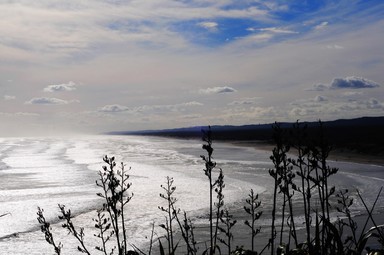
1 0 384 136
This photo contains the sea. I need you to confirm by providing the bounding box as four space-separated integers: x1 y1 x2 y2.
0 135 383 254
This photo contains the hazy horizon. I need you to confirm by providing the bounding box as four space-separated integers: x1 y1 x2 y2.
1 1 383 136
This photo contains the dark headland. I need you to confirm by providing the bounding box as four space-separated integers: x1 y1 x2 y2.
107 116 384 162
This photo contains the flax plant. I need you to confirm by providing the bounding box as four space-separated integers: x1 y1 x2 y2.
213 168 225 251
158 176 179 255
201 126 222 254
218 209 237 255
269 123 289 254
243 189 262 253
159 176 198 255
37 155 136 255
175 211 198 255
270 121 348 254
37 207 63 255
310 122 338 254
289 121 313 250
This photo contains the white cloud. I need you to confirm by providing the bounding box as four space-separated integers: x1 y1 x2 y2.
197 21 218 31
25 97 70 105
43 81 77 92
4 95 16 100
199 86 237 94
98 104 129 113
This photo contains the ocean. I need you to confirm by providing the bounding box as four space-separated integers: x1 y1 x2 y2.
0 135 383 254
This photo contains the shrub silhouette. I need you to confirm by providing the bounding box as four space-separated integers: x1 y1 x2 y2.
36 122 384 255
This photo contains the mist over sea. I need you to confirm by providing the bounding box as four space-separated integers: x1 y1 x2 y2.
0 135 383 254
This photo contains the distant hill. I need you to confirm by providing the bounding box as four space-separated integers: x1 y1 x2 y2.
107 116 384 155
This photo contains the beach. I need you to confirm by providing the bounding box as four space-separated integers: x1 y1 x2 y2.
0 135 383 254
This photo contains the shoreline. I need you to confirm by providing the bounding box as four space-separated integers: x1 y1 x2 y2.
230 140 384 167
220 140 384 252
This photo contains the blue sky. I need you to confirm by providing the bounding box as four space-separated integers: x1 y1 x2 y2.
0 0 383 136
